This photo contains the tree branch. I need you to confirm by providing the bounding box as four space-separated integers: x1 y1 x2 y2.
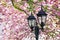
11 0 29 16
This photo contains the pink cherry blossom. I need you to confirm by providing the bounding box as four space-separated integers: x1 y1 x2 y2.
0 0 60 40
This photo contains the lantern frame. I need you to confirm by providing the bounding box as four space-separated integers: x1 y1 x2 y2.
27 13 37 31
37 5 47 25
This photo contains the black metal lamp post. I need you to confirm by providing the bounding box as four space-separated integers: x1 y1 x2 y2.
27 5 47 40
35 26 39 40
27 13 36 31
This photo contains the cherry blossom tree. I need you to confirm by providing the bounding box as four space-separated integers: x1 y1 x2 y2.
0 0 60 40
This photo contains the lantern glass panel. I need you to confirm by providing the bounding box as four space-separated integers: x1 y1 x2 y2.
38 17 41 24
42 16 46 23
28 20 36 27
29 20 32 27
32 20 36 26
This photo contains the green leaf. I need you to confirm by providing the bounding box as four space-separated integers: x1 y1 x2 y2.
27 0 34 12
38 0 42 2
43 6 48 12
56 15 60 19
52 5 59 11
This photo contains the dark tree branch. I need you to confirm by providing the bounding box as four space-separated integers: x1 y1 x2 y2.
11 0 29 16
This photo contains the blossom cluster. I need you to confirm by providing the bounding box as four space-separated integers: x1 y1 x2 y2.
0 0 60 40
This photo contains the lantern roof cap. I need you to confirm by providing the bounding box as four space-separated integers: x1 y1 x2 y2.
37 4 47 16
27 13 36 20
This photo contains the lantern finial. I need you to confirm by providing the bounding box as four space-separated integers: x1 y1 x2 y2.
41 4 43 11
31 12 33 16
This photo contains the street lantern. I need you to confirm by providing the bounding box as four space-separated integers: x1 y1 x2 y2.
27 13 36 31
27 4 47 40
37 5 47 30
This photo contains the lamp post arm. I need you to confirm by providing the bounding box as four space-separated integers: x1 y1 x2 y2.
41 22 45 31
